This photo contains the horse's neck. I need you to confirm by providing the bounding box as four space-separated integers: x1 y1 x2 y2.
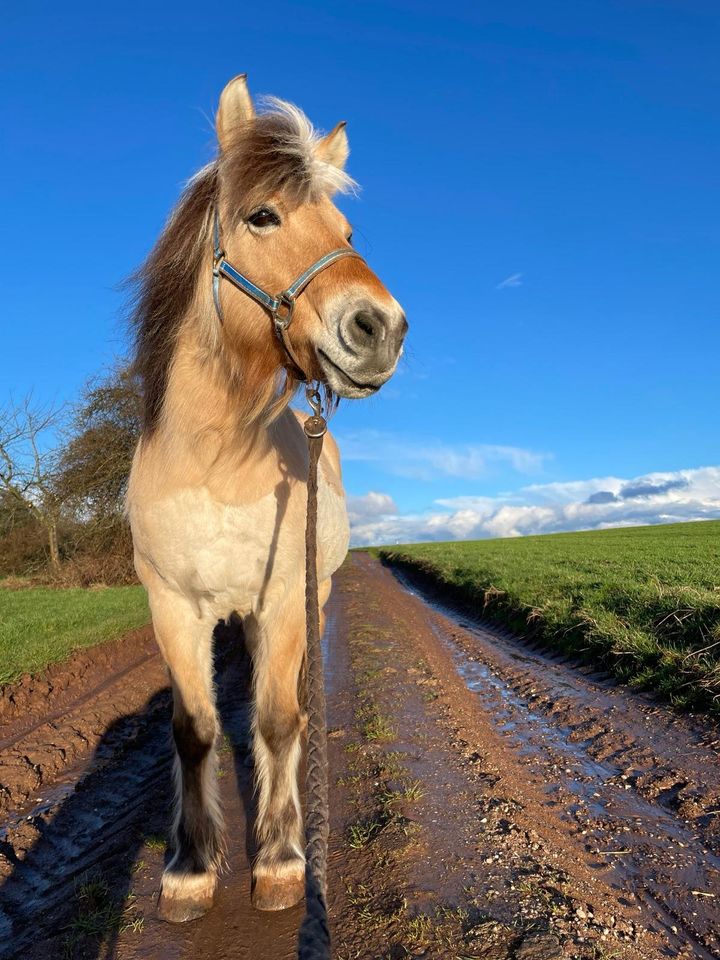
164 330 255 446
149 326 301 502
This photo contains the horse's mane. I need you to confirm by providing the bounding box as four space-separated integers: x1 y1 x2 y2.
129 100 355 434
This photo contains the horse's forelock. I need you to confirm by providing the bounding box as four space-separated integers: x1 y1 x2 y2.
220 99 357 220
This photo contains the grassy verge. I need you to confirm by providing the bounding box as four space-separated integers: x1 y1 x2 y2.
0 585 149 684
375 520 720 714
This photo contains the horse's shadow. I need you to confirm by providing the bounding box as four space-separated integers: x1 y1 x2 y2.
0 616 257 960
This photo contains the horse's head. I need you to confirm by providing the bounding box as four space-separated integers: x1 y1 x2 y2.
213 75 407 400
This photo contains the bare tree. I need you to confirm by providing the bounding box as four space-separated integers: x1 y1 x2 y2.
56 367 141 534
48 366 142 582
0 398 64 571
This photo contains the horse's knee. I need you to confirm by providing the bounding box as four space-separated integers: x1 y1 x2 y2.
257 707 302 756
172 709 216 765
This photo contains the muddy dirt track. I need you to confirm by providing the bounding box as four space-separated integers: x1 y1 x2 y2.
1 553 719 959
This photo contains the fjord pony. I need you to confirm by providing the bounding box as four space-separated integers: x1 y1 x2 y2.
127 75 406 921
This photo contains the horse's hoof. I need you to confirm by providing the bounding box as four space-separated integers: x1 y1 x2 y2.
157 892 213 923
157 871 216 923
251 873 305 911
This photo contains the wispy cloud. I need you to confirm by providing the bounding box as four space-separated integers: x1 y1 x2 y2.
496 272 523 290
339 430 549 482
348 466 720 546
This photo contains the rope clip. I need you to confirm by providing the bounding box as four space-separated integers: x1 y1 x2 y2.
304 385 327 439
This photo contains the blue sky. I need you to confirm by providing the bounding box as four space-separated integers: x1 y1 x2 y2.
2 2 719 543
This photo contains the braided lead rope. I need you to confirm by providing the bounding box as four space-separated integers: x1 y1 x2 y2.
298 389 332 960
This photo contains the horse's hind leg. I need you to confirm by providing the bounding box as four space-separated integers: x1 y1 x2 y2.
247 594 315 911
147 584 224 922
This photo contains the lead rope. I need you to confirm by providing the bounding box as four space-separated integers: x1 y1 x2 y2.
298 386 332 960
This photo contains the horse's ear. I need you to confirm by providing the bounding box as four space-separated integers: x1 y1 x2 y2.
315 121 349 170
216 74 255 152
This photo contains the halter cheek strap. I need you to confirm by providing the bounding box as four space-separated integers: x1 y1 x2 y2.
212 209 361 381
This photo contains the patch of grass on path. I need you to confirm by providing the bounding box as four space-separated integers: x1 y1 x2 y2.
376 520 720 713
0 585 149 684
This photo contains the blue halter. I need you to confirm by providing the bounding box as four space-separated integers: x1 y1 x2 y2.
212 209 361 381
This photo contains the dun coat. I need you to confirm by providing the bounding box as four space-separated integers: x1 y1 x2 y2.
127 74 406 920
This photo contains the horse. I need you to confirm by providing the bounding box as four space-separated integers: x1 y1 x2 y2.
126 74 407 923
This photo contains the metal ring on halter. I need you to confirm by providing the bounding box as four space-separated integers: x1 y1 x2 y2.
273 292 296 329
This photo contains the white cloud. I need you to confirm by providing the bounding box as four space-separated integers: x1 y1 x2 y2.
348 465 720 546
346 491 398 525
339 430 548 482
496 272 523 289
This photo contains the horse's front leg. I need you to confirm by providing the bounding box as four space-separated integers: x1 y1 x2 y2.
247 582 330 911
145 582 224 922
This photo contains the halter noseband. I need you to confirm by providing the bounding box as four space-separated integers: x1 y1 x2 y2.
212 209 361 382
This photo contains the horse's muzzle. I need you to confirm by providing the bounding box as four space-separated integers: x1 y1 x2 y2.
318 299 407 398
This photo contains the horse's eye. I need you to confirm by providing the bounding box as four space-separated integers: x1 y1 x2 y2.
347 232 353 245
248 208 281 229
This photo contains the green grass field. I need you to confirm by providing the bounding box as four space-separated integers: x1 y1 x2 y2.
0 586 150 684
377 520 720 713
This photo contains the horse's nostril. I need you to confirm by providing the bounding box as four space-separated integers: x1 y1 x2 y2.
343 307 391 355
354 314 376 338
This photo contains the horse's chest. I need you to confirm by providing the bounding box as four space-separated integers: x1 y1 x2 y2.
130 474 349 613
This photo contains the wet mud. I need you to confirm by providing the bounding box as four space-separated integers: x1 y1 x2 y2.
0 554 717 959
